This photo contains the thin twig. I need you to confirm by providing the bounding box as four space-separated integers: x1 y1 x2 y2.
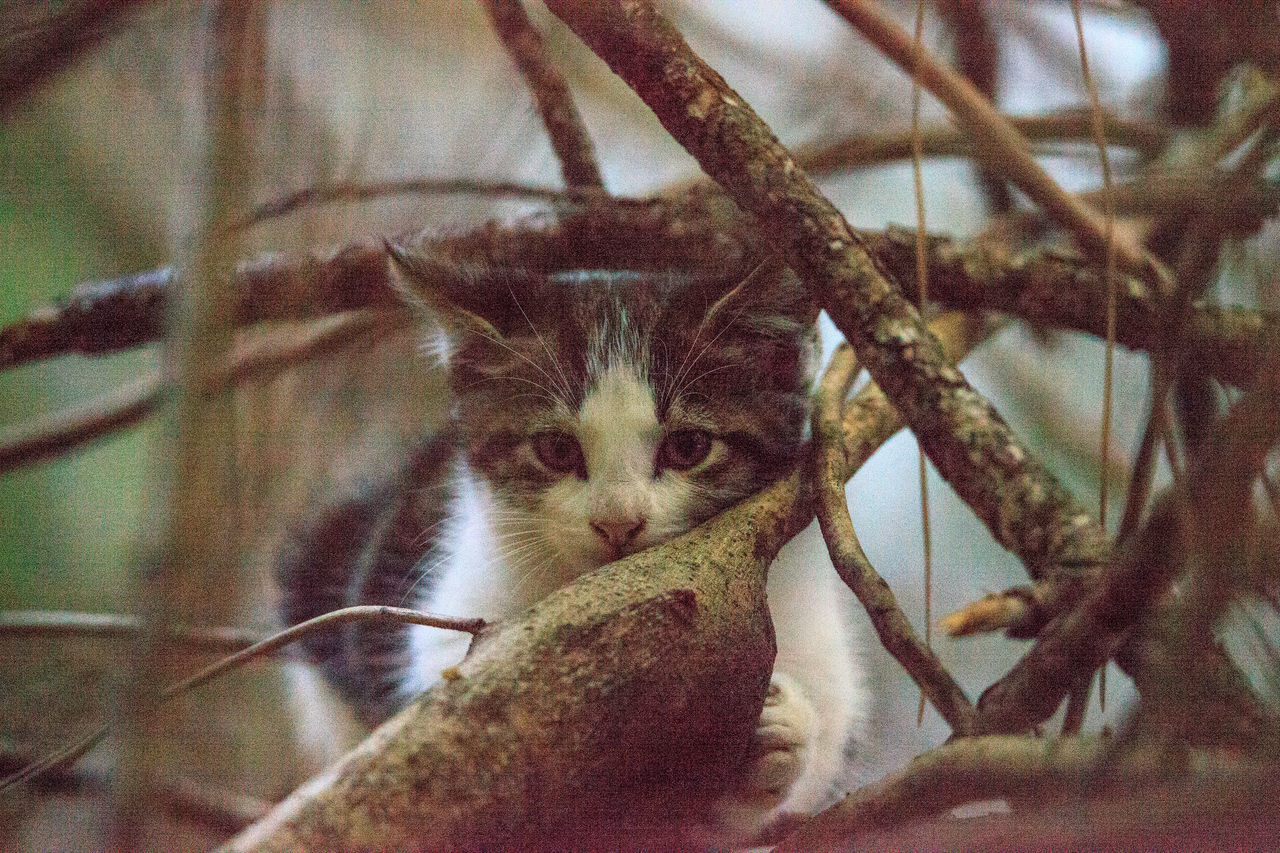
0 605 484 792
1071 0 1120 718
235 177 587 230
794 109 1167 175
813 344 974 734
0 310 392 473
0 610 260 652
481 0 605 189
908 0 933 728
825 0 1168 291
0 746 272 835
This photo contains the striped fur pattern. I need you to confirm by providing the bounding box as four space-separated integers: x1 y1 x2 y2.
277 431 453 726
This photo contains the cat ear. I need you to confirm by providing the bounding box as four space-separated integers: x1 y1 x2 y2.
384 241 506 344
701 259 816 334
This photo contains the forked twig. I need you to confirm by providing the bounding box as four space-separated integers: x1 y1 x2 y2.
811 344 974 734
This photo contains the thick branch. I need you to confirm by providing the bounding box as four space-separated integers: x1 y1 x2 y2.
777 735 1274 851
223 479 791 850
7 191 1271 387
866 227 1272 390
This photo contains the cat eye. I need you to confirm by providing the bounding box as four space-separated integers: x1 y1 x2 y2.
658 429 713 471
531 431 585 477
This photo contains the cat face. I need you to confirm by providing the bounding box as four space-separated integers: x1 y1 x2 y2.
388 250 817 577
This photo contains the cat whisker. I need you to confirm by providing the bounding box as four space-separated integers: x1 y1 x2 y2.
470 328 572 408
667 299 751 404
670 360 745 406
504 278 577 404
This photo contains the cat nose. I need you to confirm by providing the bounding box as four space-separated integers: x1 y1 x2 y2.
590 518 647 549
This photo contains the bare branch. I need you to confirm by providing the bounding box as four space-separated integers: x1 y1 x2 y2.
481 0 605 189
811 344 974 734
866 227 1273 390
0 747 271 835
824 0 1168 290
0 610 259 652
776 735 1271 851
975 340 1280 734
0 311 390 473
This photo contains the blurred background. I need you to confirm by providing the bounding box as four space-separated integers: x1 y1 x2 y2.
3 0 1276 848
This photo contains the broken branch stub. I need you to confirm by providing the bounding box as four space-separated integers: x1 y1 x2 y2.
222 473 809 851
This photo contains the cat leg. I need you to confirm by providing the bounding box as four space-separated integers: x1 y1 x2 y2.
701 521 867 843
706 670 817 840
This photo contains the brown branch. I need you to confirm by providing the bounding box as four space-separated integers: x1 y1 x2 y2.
811 344 974 734
0 0 155 116
0 747 271 835
794 107 1168 175
7 186 1272 382
825 0 1168 290
236 177 589 229
653 109 1169 198
778 735 1108 850
0 192 736 370
481 0 605 189
866 227 1273 390
1 606 484 792
0 310 392 473
776 735 1270 851
546 0 1108 604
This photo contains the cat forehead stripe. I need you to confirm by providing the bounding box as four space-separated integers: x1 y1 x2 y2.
578 366 660 475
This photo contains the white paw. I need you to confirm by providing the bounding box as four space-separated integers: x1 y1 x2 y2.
709 671 816 840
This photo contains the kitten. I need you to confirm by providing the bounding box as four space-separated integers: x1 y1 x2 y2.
280 249 868 843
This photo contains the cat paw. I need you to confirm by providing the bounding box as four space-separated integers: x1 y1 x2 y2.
709 671 816 839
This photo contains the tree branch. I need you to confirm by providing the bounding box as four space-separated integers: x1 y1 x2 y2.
481 0 605 189
0 610 260 652
776 734 1273 851
824 0 1168 290
0 311 391 473
975 339 1280 734
812 344 975 734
